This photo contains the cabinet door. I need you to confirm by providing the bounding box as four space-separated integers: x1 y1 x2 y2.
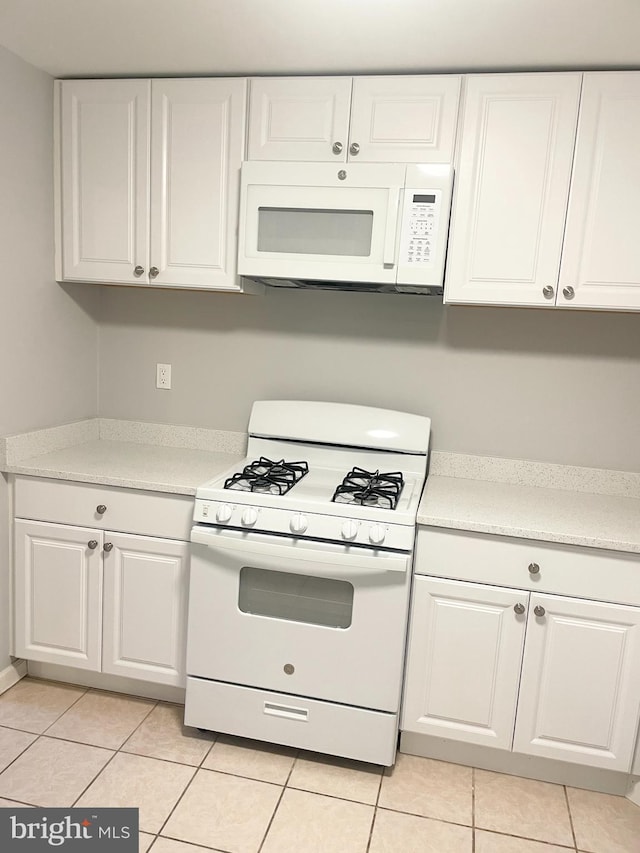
445 73 581 306
14 520 103 670
247 77 352 161
149 78 247 290
58 79 150 284
102 532 189 687
513 594 640 771
558 72 640 311
349 76 461 163
401 576 527 749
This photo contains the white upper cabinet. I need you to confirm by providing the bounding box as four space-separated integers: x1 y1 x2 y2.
349 76 461 163
58 80 150 285
57 78 250 291
247 77 352 161
445 73 582 307
558 72 640 311
149 78 247 290
247 75 461 162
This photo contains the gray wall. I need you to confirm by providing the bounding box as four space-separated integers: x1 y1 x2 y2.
0 45 99 670
99 285 640 473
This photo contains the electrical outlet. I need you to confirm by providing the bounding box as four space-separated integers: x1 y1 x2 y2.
156 363 172 390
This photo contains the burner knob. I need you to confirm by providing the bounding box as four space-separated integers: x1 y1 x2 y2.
369 524 386 546
241 507 258 527
341 520 359 541
216 503 234 523
290 513 308 535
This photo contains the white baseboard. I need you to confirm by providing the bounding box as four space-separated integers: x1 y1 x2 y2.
399 731 630 797
0 659 27 694
27 661 186 704
626 777 640 807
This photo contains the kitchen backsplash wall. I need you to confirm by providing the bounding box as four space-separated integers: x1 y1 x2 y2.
98 285 640 473
0 45 99 669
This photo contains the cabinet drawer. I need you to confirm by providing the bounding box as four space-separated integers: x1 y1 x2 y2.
185 676 398 766
416 527 640 607
14 476 192 541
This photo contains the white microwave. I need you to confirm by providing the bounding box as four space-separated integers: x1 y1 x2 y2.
237 161 453 294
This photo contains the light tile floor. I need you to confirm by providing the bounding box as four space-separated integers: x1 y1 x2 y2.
0 678 639 852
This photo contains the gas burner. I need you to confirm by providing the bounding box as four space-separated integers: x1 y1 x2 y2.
224 457 309 495
332 467 404 510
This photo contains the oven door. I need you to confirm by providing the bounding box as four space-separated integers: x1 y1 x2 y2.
187 526 412 712
238 161 406 285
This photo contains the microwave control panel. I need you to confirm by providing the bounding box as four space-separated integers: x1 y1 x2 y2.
399 190 443 267
396 165 453 290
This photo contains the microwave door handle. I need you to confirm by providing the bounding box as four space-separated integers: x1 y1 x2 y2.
190 527 408 575
383 186 401 267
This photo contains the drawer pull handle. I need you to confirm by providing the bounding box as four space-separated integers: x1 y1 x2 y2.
103 542 114 553
87 540 98 550
534 605 546 618
96 504 107 514
263 701 309 722
514 603 526 615
528 562 540 575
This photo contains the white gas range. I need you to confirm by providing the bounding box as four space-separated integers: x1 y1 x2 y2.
185 400 430 766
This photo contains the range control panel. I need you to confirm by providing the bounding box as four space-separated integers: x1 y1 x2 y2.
399 190 442 266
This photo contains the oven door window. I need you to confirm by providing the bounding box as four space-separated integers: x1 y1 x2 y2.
238 566 354 629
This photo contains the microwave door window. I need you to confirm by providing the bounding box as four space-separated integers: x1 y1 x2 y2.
257 208 373 257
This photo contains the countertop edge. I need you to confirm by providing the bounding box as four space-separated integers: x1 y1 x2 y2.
417 515 640 555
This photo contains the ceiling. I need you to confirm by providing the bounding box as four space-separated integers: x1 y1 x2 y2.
0 0 639 78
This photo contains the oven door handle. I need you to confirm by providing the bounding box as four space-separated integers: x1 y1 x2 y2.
190 528 409 575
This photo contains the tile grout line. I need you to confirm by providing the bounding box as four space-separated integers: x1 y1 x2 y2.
471 766 476 853
255 747 300 852
116 703 222 841
364 759 385 853
563 785 579 852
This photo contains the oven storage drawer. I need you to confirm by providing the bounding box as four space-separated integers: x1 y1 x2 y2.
185 676 398 766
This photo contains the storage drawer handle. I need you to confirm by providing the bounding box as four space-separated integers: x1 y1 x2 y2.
263 701 309 722
96 504 107 514
528 562 540 575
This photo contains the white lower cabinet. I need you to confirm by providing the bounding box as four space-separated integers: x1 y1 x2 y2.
513 593 640 770
13 477 192 688
402 577 527 750
15 520 104 671
403 532 640 773
102 533 189 686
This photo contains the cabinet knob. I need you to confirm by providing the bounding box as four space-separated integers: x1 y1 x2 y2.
87 539 98 550
96 504 107 514
534 605 546 617
542 286 555 299
103 542 114 552
514 603 526 615
332 141 343 155
149 266 160 279
528 562 540 575
133 265 145 277
562 286 575 300
349 142 360 156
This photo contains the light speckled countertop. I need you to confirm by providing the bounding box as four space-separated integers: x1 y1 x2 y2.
6 441 243 495
1 419 246 495
420 453 640 554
